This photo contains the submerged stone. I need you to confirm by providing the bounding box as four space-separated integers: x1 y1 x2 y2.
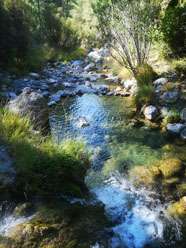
167 196 186 220
129 166 156 188
160 159 183 178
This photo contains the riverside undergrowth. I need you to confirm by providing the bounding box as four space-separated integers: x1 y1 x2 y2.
0 107 90 197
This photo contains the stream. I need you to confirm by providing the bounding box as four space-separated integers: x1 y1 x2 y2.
1 57 186 247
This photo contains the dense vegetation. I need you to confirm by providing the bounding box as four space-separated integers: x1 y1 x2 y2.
0 0 99 74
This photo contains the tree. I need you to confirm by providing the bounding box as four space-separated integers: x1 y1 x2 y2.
96 0 159 76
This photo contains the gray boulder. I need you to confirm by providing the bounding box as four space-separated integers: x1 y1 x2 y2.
71 60 84 67
7 87 49 129
87 51 102 64
166 123 186 135
144 105 159 121
160 89 180 104
29 72 40 80
123 78 137 91
84 62 95 72
153 78 168 85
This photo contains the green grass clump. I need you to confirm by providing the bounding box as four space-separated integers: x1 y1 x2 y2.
133 85 155 111
135 63 157 88
162 108 181 128
0 108 90 197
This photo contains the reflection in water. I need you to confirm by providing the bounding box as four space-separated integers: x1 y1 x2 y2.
50 93 186 247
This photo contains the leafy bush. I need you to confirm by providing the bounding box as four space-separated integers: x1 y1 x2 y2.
0 109 90 197
135 64 157 88
161 0 186 56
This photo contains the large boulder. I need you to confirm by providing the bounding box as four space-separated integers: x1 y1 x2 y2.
7 87 49 129
144 105 159 121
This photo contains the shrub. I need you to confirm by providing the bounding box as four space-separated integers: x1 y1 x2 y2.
135 64 157 88
161 0 186 56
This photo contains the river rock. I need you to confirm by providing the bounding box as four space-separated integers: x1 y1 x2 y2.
123 78 137 91
160 89 180 104
7 87 49 129
166 123 186 135
181 108 186 121
84 62 95 72
181 128 186 141
167 196 186 220
160 159 183 178
71 60 84 67
41 91 50 98
153 78 168 85
87 51 102 64
106 75 120 83
144 105 159 121
13 202 34 218
29 72 40 80
47 78 57 84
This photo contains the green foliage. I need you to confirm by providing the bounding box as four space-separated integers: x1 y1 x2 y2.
44 47 86 62
134 85 155 110
42 4 81 50
0 109 90 196
172 58 186 79
162 108 181 125
161 0 186 56
42 4 62 47
70 0 99 45
135 64 157 88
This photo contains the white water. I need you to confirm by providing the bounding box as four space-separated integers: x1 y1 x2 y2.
0 214 34 236
92 172 181 248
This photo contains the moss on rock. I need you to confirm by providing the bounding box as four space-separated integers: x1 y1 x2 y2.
160 158 183 178
129 166 156 188
167 196 186 220
0 203 111 248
